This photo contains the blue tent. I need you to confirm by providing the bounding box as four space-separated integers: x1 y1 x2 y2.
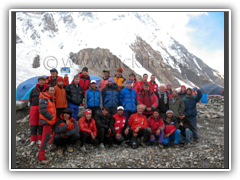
200 83 224 96
89 75 102 88
16 75 47 101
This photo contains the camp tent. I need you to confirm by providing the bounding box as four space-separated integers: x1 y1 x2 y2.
89 75 102 88
200 83 224 96
16 75 47 101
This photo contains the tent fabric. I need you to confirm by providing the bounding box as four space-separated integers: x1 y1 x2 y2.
89 75 102 88
200 83 224 96
16 75 47 101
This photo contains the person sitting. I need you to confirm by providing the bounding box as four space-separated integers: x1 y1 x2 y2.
163 110 181 148
113 67 126 91
148 109 165 148
78 109 99 153
53 109 80 155
177 111 193 147
109 106 133 147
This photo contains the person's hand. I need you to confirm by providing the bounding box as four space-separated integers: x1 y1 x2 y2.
135 127 140 133
116 133 121 139
147 108 152 112
133 132 138 137
108 128 111 134
125 128 129 135
179 123 183 126
66 120 70 125
150 135 155 140
156 129 160 136
64 74 68 77
164 133 170 138
91 132 95 139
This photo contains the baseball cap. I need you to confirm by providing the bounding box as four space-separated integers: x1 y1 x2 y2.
117 106 124 110
90 80 97 84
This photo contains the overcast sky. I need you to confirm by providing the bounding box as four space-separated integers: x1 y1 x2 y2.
149 12 224 75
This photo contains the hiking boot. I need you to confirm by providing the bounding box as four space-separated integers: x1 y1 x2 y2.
140 141 147 148
86 144 93 150
194 138 199 143
37 140 41 145
49 144 57 151
184 142 191 148
158 144 164 149
179 143 184 147
28 141 36 147
66 144 73 153
131 142 137 149
80 145 87 153
120 141 129 148
126 139 130 143
112 143 118 148
57 146 63 155
39 159 50 165
99 143 105 150
174 144 180 148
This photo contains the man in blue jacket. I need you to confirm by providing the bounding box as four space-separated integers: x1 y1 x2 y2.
120 80 137 121
102 77 120 116
182 87 202 142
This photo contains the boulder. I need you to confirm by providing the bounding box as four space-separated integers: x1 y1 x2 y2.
16 101 28 111
77 106 85 119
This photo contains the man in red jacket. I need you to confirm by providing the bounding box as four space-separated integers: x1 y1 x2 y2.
148 75 158 93
129 73 141 94
139 73 150 90
136 83 158 119
148 109 165 148
128 105 151 149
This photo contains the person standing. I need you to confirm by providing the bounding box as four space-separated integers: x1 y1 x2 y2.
169 89 185 119
53 109 80 155
120 80 137 121
182 87 202 142
163 110 181 148
148 109 165 148
109 106 133 146
148 75 158 93
78 109 99 153
139 74 150 90
93 107 113 150
65 75 84 120
101 77 120 116
177 111 193 147
113 67 126 91
54 77 68 118
38 86 57 164
99 69 111 92
155 84 169 119
178 85 187 99
45 68 69 88
165 83 173 100
29 76 49 146
73 67 90 98
128 73 141 94
136 83 158 119
84 80 103 117
128 105 151 149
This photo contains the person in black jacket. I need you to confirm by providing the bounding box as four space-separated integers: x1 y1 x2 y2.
177 111 193 147
155 84 169 119
29 76 49 146
93 106 113 149
65 75 83 120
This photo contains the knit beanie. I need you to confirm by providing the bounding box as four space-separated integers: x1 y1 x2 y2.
56 77 64 82
84 109 92 116
108 77 115 83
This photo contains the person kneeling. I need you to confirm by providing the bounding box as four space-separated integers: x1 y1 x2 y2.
163 110 181 148
53 109 80 155
78 109 99 153
109 106 133 147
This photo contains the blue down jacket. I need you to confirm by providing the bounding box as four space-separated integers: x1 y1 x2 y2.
120 87 137 112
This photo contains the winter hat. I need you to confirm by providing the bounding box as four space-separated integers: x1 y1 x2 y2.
50 68 58 74
181 85 186 90
179 111 186 116
117 67 123 72
38 76 46 81
84 109 92 116
166 83 172 87
108 77 115 83
56 77 64 82
82 67 88 72
172 89 178 93
126 80 132 84
166 110 173 115
62 109 73 118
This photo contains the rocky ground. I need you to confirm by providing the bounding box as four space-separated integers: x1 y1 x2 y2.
15 115 224 169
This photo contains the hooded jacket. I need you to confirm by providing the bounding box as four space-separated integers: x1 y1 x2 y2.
65 83 83 105
54 84 68 109
39 92 57 126
113 74 126 91
54 113 79 138
84 86 103 109
136 89 158 115
99 76 111 92
93 109 112 129
78 117 97 137
102 83 120 108
163 117 179 135
169 96 185 118
182 90 202 117
148 115 165 134
29 84 49 106
120 87 137 112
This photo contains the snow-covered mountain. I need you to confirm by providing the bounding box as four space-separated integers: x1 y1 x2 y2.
16 12 224 88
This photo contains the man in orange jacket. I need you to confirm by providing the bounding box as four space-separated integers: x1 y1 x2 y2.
38 86 57 164
128 105 151 149
54 77 68 118
113 67 126 91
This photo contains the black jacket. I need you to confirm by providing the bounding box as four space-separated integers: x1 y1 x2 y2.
65 83 83 105
29 84 48 106
93 109 112 129
155 91 169 113
54 117 79 137
178 92 187 99
177 117 193 136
